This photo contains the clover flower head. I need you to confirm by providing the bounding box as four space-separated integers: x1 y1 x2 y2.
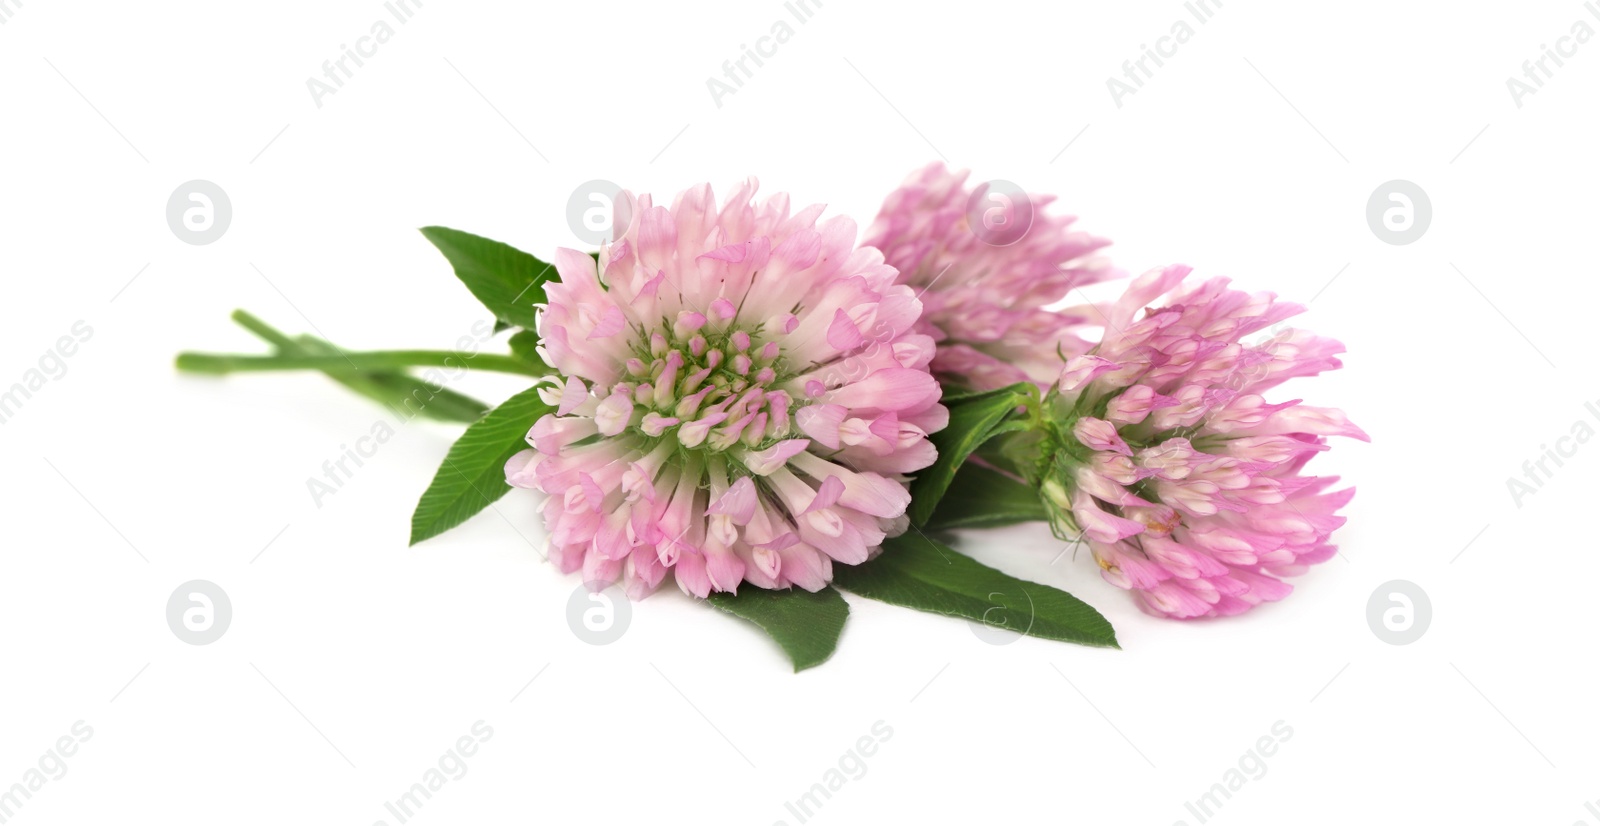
506 180 947 599
864 162 1119 390
1035 264 1365 618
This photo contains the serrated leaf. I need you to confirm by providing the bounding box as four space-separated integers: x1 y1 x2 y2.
834 531 1117 649
410 384 551 545
909 383 1033 526
923 463 1049 531
706 587 850 672
420 226 554 329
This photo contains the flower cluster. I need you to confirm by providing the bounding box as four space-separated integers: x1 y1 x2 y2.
506 180 946 599
864 163 1117 391
177 160 1365 653
497 167 1359 619
1030 265 1366 618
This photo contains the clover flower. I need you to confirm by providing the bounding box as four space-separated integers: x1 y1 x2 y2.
506 180 946 599
863 162 1118 390
1029 265 1365 618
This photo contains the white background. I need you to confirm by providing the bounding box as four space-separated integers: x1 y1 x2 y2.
2 1 1597 823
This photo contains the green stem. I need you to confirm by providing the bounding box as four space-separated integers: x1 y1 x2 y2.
230 309 300 349
175 350 544 377
221 310 493 423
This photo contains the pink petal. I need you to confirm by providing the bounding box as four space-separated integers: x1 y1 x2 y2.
826 368 939 413
827 308 865 351
557 376 589 416
794 404 847 449
710 477 758 524
801 475 846 515
744 439 811 476
587 306 627 339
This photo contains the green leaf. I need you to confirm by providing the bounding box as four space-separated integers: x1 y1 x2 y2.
420 227 555 329
506 329 546 370
908 383 1033 526
923 463 1049 531
834 532 1117 649
706 587 850 672
410 383 551 545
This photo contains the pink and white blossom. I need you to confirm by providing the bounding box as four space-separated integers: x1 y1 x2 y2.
864 162 1119 390
506 180 946 599
1042 265 1366 618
